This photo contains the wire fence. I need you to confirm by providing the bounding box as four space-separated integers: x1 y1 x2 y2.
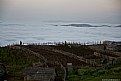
4 41 103 47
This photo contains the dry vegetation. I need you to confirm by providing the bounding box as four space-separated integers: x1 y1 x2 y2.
0 44 121 81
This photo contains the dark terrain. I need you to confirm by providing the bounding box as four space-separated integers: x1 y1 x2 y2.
0 43 121 81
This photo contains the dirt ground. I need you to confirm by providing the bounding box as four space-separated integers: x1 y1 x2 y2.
88 44 121 57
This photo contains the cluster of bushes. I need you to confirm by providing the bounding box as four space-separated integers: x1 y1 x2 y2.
0 47 39 75
67 62 121 81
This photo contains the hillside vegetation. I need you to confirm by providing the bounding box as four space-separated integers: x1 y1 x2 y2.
0 47 40 81
0 44 121 81
68 61 121 81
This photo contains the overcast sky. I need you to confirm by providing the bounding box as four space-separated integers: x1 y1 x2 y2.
1 0 121 24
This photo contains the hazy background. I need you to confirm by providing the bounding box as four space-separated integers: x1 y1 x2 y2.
0 0 121 46
1 0 121 24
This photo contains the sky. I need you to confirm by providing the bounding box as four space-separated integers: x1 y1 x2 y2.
1 0 121 24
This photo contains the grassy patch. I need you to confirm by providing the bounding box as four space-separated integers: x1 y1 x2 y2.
0 47 40 81
67 61 121 81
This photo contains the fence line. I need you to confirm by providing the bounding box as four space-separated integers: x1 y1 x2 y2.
5 41 103 46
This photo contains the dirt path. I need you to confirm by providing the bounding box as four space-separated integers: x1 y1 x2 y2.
10 45 66 81
39 45 99 65
10 46 47 64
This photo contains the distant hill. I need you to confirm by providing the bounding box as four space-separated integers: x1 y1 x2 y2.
61 24 94 27
115 25 121 27
61 24 111 27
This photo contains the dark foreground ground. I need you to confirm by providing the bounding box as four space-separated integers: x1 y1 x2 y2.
0 44 121 81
